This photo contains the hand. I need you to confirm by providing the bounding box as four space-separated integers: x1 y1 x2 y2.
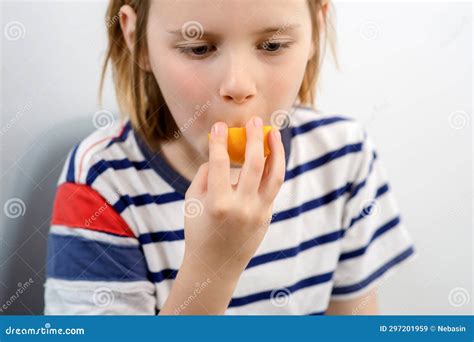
182 116 286 280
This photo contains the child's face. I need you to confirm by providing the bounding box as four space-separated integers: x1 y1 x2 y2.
146 0 315 156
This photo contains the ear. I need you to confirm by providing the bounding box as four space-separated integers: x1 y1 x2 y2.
119 5 136 53
119 5 151 71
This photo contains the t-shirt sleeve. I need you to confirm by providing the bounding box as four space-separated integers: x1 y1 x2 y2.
44 147 157 315
330 126 416 300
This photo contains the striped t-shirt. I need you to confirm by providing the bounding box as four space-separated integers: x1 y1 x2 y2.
44 105 416 315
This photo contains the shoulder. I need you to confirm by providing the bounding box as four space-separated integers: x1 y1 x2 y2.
288 105 371 164
57 117 136 187
52 117 140 236
289 105 367 145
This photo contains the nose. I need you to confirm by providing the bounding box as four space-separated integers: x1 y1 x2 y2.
219 53 256 105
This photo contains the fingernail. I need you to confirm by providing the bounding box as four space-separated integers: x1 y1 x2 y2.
213 122 226 136
253 116 263 128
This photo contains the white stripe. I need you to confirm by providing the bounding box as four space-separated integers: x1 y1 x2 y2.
331 226 415 297
286 118 363 172
50 225 139 247
142 199 345 273
75 118 129 185
44 278 156 315
225 281 334 315
340 192 400 252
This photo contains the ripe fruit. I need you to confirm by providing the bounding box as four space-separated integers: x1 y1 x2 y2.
208 126 273 165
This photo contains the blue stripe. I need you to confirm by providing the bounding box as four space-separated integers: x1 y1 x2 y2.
331 246 415 295
347 183 390 229
272 182 352 224
113 192 184 214
46 234 150 282
339 216 401 261
138 183 352 244
66 144 79 183
247 229 344 269
106 121 132 148
307 310 325 315
86 158 151 185
285 142 363 181
138 181 351 245
150 269 178 283
291 116 351 137
229 271 333 308
347 150 378 201
145 228 341 283
138 229 185 244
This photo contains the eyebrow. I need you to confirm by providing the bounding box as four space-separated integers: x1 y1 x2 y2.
167 23 301 39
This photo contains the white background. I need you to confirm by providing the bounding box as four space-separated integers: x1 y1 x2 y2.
0 0 472 314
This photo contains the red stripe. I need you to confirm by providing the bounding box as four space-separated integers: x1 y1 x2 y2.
51 183 134 237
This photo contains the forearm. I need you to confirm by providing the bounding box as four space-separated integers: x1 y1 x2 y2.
158 255 243 315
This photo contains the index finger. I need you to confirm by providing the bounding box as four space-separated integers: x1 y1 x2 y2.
208 122 232 196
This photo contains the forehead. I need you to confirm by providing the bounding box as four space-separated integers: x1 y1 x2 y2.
149 0 309 33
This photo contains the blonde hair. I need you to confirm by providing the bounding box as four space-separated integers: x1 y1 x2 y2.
99 0 337 150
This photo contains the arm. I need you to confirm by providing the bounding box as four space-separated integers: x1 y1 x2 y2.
325 289 379 315
159 253 243 315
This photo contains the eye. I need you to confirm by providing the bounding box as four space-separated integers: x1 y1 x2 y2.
258 41 292 54
177 44 216 58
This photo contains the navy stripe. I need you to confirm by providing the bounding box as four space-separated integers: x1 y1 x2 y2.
291 116 351 137
113 192 184 214
331 246 415 295
106 121 132 148
86 159 151 185
285 142 363 181
46 234 150 282
148 230 341 284
307 310 325 315
150 268 178 283
247 229 344 269
348 150 378 201
139 182 352 244
272 182 352 224
66 144 79 183
229 271 333 308
339 216 401 261
347 183 390 229
138 229 185 244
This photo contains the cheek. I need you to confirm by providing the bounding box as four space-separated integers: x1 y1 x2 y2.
149 50 212 134
263 53 308 112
